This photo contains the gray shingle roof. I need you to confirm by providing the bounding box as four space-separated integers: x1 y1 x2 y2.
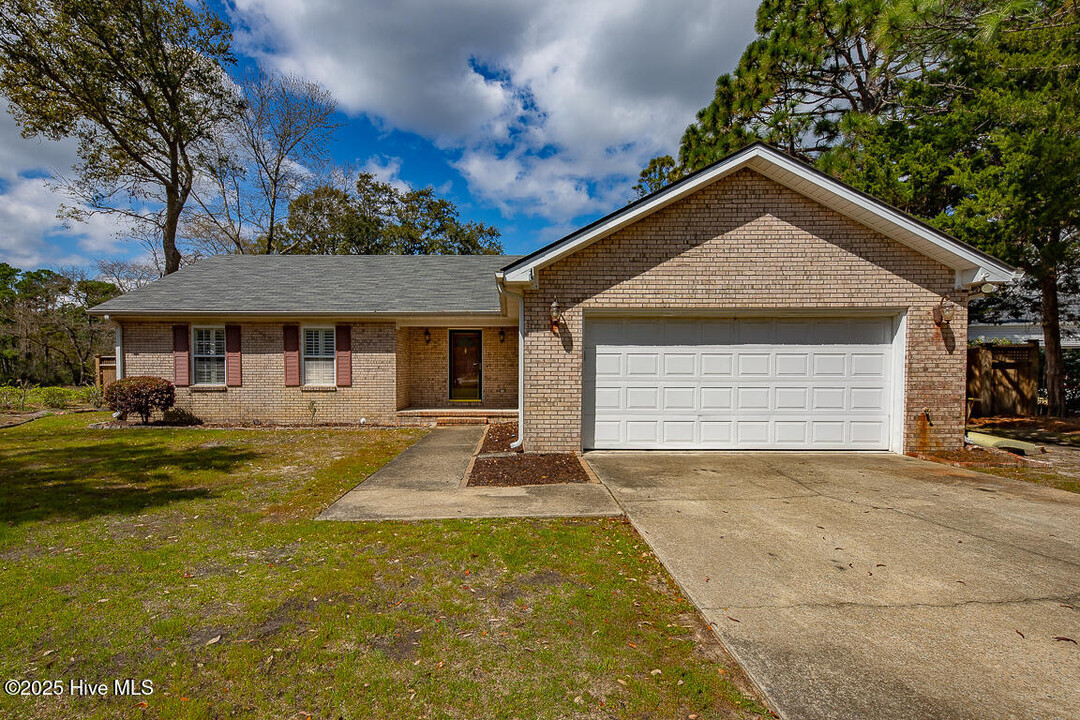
91 254 521 316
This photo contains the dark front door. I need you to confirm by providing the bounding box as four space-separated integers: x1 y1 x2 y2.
449 330 482 401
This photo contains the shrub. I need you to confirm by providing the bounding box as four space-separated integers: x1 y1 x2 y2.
0 386 20 411
104 376 176 424
161 407 201 426
79 384 105 409
37 386 72 409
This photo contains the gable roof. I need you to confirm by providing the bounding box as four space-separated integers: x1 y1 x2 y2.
91 254 520 318
498 142 1018 287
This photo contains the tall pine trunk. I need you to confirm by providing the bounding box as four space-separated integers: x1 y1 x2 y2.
1040 268 1066 417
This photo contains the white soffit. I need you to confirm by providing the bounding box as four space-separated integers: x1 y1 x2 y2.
502 144 1017 285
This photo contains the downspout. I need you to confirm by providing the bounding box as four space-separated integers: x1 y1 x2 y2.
508 289 526 449
109 318 124 380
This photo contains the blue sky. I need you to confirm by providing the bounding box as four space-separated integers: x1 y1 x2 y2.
0 0 759 270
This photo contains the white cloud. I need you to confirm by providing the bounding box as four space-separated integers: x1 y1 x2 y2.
232 0 757 221
0 106 133 269
360 155 411 194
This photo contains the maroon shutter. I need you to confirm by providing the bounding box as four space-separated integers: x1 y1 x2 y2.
335 325 352 387
225 324 242 387
172 325 190 387
283 325 300 386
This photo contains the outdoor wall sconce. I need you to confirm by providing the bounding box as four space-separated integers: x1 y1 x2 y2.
424 328 432 344
550 297 562 334
499 329 506 343
932 294 956 326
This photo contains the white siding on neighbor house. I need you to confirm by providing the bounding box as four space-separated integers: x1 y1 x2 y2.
583 316 900 450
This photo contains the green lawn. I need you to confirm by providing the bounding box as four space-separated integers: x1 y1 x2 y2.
0 414 769 719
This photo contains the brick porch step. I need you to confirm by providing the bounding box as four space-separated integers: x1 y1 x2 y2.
396 408 517 426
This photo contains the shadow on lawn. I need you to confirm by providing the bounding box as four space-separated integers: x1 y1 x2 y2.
0 436 259 525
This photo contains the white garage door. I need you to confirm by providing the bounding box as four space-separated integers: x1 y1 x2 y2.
583 316 899 450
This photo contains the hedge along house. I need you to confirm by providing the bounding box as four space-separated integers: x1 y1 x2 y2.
92 143 1017 453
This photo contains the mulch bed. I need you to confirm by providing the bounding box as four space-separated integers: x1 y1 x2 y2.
480 421 522 453
467 453 589 487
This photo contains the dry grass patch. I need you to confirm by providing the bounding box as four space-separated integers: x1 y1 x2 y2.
0 413 771 719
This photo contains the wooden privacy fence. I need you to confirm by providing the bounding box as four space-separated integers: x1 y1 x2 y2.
967 342 1039 417
95 355 116 388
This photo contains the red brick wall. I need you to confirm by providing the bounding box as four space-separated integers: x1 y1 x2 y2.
395 326 411 411
121 321 399 424
521 169 967 453
119 321 520 423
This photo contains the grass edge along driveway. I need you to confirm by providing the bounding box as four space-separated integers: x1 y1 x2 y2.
0 414 770 719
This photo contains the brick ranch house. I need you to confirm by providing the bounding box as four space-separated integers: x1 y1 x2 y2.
91 143 1016 453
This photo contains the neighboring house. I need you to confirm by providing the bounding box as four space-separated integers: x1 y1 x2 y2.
969 312 1080 348
91 143 1016 453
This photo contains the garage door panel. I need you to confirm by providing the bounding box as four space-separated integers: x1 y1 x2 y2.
812 353 846 376
701 387 733 410
776 353 809 376
776 386 809 410
737 386 770 410
663 353 695 376
775 421 808 444
626 353 659 376
662 421 695 443
701 353 734 376
663 386 696 410
626 420 659 443
593 420 622 444
700 421 733 443
585 316 894 450
738 353 770 375
626 386 658 409
851 421 887 445
594 386 622 410
812 387 845 410
595 352 622 376
851 353 886 376
812 421 845 444
737 422 770 444
851 387 886 410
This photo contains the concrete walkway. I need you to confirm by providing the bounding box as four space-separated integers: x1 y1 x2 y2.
587 451 1080 720
318 426 621 521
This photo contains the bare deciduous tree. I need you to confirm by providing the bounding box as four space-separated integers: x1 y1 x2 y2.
188 71 339 255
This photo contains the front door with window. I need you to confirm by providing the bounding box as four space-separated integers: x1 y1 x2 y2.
449 330 482 401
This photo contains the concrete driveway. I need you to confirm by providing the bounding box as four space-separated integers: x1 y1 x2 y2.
586 451 1080 720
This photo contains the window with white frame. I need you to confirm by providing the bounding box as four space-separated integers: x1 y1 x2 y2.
303 327 336 385
193 327 226 385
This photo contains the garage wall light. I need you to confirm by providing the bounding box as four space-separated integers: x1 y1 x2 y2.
424 328 432 344
550 297 562 334
932 294 957 326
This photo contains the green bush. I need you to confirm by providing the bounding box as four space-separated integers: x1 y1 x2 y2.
79 384 105 408
103 376 176 424
36 386 71 409
0 386 21 411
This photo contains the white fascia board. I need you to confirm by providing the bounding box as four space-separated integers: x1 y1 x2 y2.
503 144 1017 284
